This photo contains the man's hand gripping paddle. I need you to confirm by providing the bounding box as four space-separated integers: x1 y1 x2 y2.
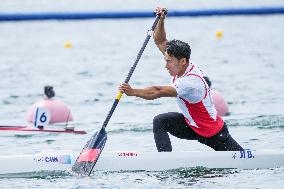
72 11 166 176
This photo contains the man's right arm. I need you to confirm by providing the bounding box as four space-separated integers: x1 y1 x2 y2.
153 7 167 55
119 83 177 100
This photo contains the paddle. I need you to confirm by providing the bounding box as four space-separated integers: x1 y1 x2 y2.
72 12 164 176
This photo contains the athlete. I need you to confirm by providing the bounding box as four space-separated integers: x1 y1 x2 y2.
119 7 243 151
26 86 74 124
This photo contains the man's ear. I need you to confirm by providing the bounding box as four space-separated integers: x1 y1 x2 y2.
181 58 187 65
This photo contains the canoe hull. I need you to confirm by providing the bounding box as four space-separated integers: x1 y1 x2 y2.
0 150 283 175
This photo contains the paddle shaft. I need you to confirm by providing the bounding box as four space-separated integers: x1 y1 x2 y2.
101 15 161 130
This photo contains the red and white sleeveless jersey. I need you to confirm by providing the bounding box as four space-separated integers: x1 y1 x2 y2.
171 63 224 137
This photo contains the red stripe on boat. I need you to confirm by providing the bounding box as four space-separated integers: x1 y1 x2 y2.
77 149 101 162
0 127 86 134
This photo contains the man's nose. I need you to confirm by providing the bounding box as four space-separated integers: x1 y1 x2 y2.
165 62 168 69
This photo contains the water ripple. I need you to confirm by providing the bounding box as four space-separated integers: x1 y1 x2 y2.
226 115 284 129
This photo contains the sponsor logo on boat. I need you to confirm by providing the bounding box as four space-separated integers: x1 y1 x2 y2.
118 152 138 157
232 150 255 159
34 155 72 164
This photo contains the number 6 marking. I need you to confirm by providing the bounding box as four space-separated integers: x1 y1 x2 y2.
40 112 47 123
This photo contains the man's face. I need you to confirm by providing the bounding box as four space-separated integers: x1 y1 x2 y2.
164 52 182 76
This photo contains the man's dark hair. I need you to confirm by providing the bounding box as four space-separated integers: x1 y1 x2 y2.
203 76 211 88
166 39 191 62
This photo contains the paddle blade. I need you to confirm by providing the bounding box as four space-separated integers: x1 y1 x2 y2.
72 128 107 176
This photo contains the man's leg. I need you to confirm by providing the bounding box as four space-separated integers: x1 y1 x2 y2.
153 112 198 152
198 123 244 151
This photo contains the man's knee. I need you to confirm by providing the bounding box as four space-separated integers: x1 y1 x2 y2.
153 114 167 132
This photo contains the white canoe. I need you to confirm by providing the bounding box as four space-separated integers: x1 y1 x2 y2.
0 150 283 175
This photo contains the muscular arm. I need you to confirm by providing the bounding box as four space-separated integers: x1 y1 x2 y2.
153 7 167 54
119 83 177 100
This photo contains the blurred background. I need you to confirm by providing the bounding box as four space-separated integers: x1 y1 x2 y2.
0 0 283 188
